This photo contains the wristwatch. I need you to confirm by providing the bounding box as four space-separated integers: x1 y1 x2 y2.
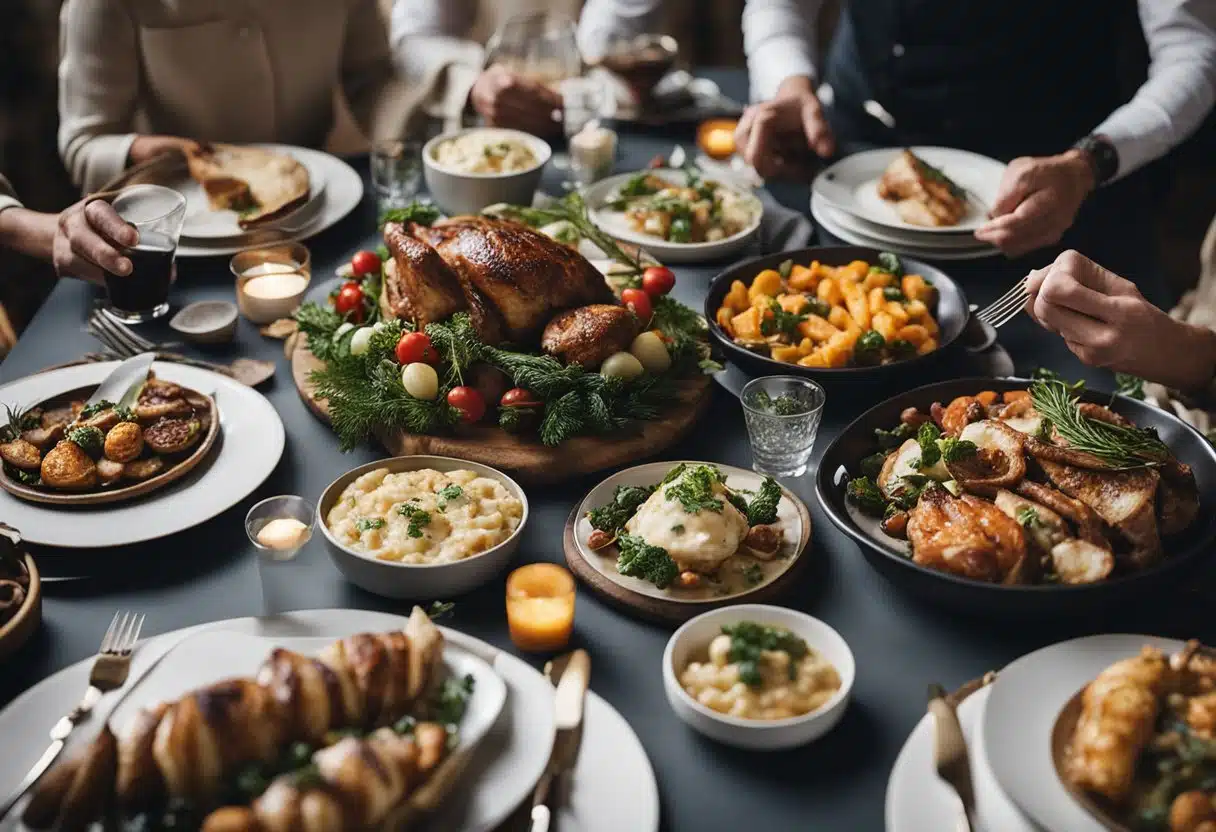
1071 134 1120 186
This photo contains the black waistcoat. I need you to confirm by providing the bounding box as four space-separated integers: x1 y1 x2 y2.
823 0 1135 160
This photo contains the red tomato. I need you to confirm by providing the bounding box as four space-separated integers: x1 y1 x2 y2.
641 266 675 297
447 386 486 423
500 387 541 408
395 331 438 365
621 288 653 322
350 250 382 277
334 281 365 322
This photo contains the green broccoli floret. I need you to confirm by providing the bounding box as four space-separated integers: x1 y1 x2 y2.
745 477 782 526
887 475 931 510
588 484 655 536
940 437 979 463
846 476 887 517
66 425 104 459
889 339 917 360
616 533 678 589
854 330 886 366
916 422 942 467
878 252 904 278
882 286 906 301
874 421 916 449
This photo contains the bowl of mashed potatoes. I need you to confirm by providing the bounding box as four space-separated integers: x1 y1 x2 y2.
662 604 855 750
318 455 528 599
423 128 551 216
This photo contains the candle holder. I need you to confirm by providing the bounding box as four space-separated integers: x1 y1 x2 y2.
506 563 576 652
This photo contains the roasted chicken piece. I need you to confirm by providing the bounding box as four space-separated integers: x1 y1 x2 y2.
1158 460 1200 536
1067 647 1170 803
906 486 1027 582
541 304 641 368
381 222 466 327
945 420 1026 490
876 150 967 227
993 488 1114 584
932 395 987 436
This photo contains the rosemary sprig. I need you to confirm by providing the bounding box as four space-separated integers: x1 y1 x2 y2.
1029 379 1170 469
487 193 643 273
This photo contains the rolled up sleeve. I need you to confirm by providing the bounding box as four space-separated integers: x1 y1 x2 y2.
57 0 140 193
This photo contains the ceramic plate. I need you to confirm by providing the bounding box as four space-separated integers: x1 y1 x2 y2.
812 147 1006 235
983 634 1184 832
811 195 1001 262
584 168 762 263
0 361 283 547
573 460 811 603
811 195 997 251
175 145 328 240
0 609 660 832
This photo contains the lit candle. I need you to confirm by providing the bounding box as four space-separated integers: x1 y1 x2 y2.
506 563 576 652
697 119 738 160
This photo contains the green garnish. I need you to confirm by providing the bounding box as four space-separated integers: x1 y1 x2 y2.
79 400 114 419
587 484 655 536
616 533 678 589
396 503 431 538
1030 379 1170 469
1115 373 1146 401
846 476 886 516
889 339 917 359
854 330 886 366
761 299 807 339
916 422 942 468
874 252 904 278
434 673 475 726
66 425 104 458
354 517 385 533
437 484 463 510
1031 367 1085 392
875 422 916 449
741 563 764 586
777 259 794 279
883 286 906 302
1015 506 1042 529
379 200 441 229
664 464 726 514
940 437 979 463
721 621 808 687
745 477 782 526
804 297 831 319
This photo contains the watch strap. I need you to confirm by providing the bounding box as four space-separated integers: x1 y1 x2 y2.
1072 134 1119 186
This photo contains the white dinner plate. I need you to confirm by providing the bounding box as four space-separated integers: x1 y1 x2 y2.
811 195 995 251
885 685 1041 832
584 169 762 264
983 633 1184 832
812 147 1006 235
175 146 363 258
175 144 328 240
0 609 661 832
812 194 1002 262
0 361 284 548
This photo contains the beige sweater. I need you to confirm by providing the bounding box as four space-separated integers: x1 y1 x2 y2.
58 0 431 193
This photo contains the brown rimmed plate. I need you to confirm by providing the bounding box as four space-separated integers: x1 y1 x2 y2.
0 384 219 506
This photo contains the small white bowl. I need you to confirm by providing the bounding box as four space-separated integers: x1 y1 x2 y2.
170 301 239 344
662 604 855 750
317 455 529 600
422 128 551 216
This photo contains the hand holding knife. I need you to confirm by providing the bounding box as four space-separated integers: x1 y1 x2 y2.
531 649 591 832
928 682 977 832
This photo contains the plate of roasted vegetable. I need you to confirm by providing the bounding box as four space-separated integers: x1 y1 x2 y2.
0 374 219 506
705 247 968 380
816 376 1216 616
564 461 812 621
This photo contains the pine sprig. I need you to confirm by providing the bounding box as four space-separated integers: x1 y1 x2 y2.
294 304 344 362
1030 379 1170 469
312 358 458 450
426 313 483 385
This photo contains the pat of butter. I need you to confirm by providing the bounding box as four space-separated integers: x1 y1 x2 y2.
257 517 310 550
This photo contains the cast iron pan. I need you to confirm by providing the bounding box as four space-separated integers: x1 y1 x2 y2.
704 246 970 383
815 377 1216 618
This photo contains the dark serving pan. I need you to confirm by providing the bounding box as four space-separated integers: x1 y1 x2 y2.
815 377 1216 618
703 246 970 383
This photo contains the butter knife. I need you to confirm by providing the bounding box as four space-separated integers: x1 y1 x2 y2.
928 682 977 832
531 649 591 832
86 352 155 407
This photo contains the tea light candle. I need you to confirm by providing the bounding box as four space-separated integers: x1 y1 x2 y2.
698 119 738 160
569 122 617 184
256 517 311 550
506 563 576 652
231 243 312 324
242 264 309 300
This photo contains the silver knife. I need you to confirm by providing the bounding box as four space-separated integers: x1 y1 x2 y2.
531 649 591 832
86 352 155 407
928 682 977 832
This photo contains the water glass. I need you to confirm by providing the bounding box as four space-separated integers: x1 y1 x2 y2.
104 185 187 323
740 376 827 477
370 139 423 212
245 495 317 616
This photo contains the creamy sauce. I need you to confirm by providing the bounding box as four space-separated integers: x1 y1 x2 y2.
624 477 749 573
242 266 308 300
256 517 310 550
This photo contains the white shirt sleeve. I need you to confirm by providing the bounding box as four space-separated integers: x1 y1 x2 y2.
388 0 486 124
1094 0 1216 181
742 0 823 102
0 174 22 215
576 0 663 62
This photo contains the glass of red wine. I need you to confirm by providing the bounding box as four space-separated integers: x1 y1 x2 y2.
104 185 187 323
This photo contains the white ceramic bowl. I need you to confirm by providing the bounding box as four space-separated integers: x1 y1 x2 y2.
422 128 551 216
317 455 529 600
662 604 855 750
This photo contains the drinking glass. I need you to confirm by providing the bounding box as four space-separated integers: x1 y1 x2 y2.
740 376 827 477
370 138 423 213
561 77 614 186
485 12 583 92
245 495 317 616
104 185 187 323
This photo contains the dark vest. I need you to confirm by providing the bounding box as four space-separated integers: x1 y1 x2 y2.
823 0 1135 160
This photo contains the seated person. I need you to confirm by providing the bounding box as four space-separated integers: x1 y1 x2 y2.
59 0 422 193
0 174 136 283
390 0 569 136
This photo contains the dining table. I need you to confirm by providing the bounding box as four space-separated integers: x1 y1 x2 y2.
3 69 1215 832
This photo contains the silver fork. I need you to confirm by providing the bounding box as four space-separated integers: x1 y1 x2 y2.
87 307 180 356
0 611 144 819
975 276 1029 329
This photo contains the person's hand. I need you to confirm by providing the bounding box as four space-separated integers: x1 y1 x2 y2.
52 198 137 285
1025 250 1216 392
469 65 562 136
128 135 196 166
734 75 835 180
974 151 1094 257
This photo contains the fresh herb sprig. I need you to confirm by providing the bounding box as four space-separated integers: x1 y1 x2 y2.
1030 379 1169 469
664 464 726 514
397 503 431 537
721 621 808 687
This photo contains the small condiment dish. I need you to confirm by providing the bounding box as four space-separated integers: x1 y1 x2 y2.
422 128 551 216
231 243 312 325
662 604 855 750
169 301 239 344
317 455 529 600
245 495 317 561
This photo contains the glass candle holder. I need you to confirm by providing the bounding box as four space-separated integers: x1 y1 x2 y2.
370 139 423 213
506 563 576 652
230 243 312 324
246 495 317 615
740 376 827 478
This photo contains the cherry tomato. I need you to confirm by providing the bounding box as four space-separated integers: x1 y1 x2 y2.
500 387 541 408
641 266 675 297
447 386 486 423
395 331 438 365
334 281 365 322
621 288 653 322
350 250 381 277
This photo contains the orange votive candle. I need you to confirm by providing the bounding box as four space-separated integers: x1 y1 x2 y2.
506 563 576 652
698 119 738 160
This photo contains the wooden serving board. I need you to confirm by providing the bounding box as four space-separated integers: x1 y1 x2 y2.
291 337 713 484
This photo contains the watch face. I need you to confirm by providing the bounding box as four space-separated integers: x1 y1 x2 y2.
1081 135 1119 184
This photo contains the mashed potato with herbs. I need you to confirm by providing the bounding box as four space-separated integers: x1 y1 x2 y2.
326 468 523 564
624 466 749 573
432 131 540 175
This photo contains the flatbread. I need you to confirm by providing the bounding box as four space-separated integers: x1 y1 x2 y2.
184 143 310 229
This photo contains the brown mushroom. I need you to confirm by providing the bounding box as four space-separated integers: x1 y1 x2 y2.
39 440 97 490
20 423 64 450
143 417 202 455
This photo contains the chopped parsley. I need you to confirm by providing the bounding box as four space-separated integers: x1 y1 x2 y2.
396 504 431 538
761 299 807 339
721 621 808 687
664 464 726 514
741 563 764 586
354 517 385 533
437 484 463 510
1015 506 1042 529
588 484 655 536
